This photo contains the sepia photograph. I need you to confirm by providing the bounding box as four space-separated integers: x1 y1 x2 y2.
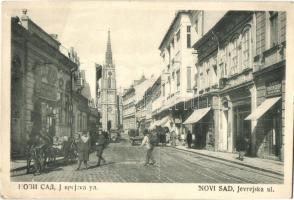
1 1 293 199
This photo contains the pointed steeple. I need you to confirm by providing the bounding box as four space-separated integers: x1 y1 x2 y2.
105 29 113 66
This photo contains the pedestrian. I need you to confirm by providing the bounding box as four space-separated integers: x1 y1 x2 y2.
170 121 176 146
95 130 107 166
140 129 156 166
187 130 192 148
76 132 90 170
237 136 250 161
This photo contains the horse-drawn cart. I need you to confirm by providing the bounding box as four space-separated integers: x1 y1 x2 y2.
26 136 77 175
128 129 143 146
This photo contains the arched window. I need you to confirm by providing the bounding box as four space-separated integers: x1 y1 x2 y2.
108 71 112 89
242 27 250 69
231 37 238 75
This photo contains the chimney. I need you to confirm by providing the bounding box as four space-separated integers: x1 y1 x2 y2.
21 9 29 29
50 34 58 40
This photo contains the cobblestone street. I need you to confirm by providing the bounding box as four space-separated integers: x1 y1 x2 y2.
11 135 283 183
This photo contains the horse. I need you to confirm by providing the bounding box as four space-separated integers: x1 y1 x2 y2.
26 146 46 175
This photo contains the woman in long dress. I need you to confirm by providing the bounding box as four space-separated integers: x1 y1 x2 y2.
76 132 90 170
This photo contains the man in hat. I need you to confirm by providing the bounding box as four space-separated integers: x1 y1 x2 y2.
141 129 156 166
95 129 107 166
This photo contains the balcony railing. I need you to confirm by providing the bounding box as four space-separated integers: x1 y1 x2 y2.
254 42 286 72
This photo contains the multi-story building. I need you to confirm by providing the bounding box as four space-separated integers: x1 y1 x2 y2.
246 11 286 161
191 11 255 151
156 10 225 138
135 75 160 131
11 10 79 155
122 86 136 131
189 11 285 161
122 75 147 132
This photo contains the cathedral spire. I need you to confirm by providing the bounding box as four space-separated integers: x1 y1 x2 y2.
105 29 113 66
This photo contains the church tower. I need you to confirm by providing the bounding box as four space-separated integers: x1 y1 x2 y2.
100 29 118 131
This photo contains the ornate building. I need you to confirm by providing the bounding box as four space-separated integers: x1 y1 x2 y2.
11 10 79 156
98 30 118 131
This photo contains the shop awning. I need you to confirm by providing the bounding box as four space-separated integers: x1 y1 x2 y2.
183 107 211 124
245 97 281 120
161 118 172 129
159 116 170 126
153 120 161 126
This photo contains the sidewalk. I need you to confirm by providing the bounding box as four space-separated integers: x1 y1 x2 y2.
171 145 284 176
10 157 64 172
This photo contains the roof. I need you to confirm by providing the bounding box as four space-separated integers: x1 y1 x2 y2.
134 75 159 104
159 10 192 50
193 11 253 49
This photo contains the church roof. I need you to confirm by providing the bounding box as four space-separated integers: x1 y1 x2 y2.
105 29 113 65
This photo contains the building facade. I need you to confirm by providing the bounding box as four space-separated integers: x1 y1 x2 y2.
122 86 136 131
155 10 225 140
189 11 286 161
247 11 286 161
11 10 79 155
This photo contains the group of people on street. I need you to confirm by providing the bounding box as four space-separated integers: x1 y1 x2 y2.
75 129 109 170
26 127 110 174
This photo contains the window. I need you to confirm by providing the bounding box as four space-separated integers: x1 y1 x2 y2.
225 45 231 73
168 76 171 95
108 71 112 89
171 39 174 48
65 95 69 124
270 12 278 47
187 26 191 48
206 69 210 88
231 38 238 74
176 70 180 90
199 72 203 90
195 19 198 33
78 113 82 131
187 67 192 91
176 30 181 41
242 29 250 68
162 83 165 97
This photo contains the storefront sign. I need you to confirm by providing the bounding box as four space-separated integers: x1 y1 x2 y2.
35 64 58 101
36 82 57 101
266 80 282 97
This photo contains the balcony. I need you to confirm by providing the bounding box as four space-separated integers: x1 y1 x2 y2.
254 42 286 73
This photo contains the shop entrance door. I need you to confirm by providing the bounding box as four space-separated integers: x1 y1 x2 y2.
264 103 282 158
233 104 251 154
193 121 209 149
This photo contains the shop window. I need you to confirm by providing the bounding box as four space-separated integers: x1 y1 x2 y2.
270 12 279 47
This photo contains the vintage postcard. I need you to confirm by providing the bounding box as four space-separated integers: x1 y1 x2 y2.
1 1 293 199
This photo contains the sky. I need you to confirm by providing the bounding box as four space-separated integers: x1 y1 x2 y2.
10 2 176 99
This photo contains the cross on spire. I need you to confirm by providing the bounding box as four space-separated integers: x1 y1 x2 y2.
105 29 113 66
